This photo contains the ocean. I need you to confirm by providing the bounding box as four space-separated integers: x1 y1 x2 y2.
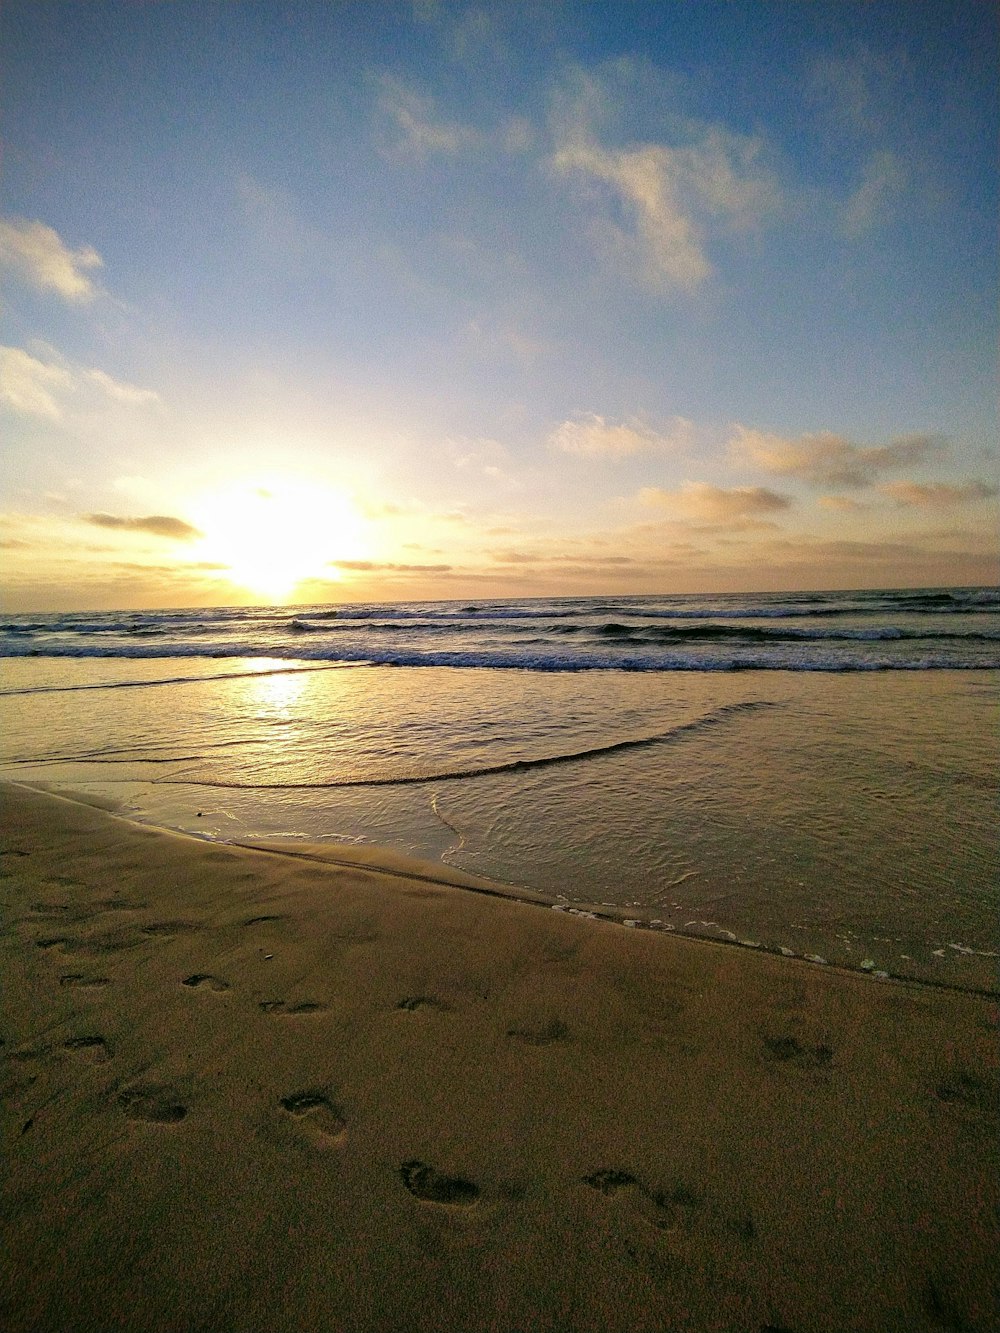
2 586 997 992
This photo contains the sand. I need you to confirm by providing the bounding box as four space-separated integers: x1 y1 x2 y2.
1 781 997 1333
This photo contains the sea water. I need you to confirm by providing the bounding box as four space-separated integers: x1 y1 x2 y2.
1 588 997 991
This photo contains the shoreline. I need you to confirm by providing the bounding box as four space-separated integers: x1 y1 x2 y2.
11 777 1000 1000
2 779 998 1331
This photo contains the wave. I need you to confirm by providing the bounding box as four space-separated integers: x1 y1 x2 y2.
589 622 1000 644
0 662 367 697
2 636 998 670
3 638 999 670
146 701 778 791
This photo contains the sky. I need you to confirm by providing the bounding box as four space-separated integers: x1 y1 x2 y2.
1 0 997 611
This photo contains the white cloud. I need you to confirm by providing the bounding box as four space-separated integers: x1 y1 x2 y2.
0 344 160 420
639 482 791 522
881 480 998 508
551 71 782 291
842 150 907 237
377 74 481 156
730 425 939 488
0 346 73 418
550 413 693 458
0 216 103 302
555 139 710 288
85 369 160 406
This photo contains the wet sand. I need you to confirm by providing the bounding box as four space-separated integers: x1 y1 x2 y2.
1 781 997 1332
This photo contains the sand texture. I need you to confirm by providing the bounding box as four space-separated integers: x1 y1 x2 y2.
1 781 997 1333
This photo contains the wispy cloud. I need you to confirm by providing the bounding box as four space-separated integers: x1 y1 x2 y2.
818 495 870 512
334 559 452 573
82 513 203 541
0 216 103 302
550 413 693 458
0 346 73 418
551 68 782 290
842 149 907 237
639 482 791 522
376 74 481 156
0 344 159 420
413 2 509 66
730 425 940 488
880 480 998 508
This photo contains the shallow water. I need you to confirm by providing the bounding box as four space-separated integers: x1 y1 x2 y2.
1 651 996 992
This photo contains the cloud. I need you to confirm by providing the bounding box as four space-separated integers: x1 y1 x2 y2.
84 369 159 406
0 344 159 420
549 413 693 459
82 513 204 541
730 425 940 488
842 150 907 237
818 495 870 512
880 480 998 508
376 74 481 156
552 71 782 290
0 345 73 418
807 50 907 139
489 549 636 566
0 216 103 302
333 559 452 573
639 482 791 522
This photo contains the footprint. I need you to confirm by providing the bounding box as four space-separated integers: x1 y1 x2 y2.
397 995 450 1014
182 974 230 993
141 921 195 938
935 1071 991 1110
583 1169 701 1232
507 1018 570 1046
244 914 285 927
63 1035 110 1063
582 1169 638 1195
279 1090 346 1143
59 974 111 989
35 936 70 951
399 1160 479 1206
260 999 326 1015
642 1184 703 1231
762 1035 833 1069
119 1085 187 1124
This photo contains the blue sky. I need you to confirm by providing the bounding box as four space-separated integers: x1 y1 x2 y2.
1 0 996 609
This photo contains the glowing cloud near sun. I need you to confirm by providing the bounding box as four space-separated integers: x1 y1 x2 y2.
190 475 370 602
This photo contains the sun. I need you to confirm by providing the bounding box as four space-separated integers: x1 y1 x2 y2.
191 474 369 602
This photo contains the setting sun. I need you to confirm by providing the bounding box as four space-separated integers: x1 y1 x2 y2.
191 475 369 602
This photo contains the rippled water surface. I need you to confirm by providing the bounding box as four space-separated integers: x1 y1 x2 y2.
1 648 996 992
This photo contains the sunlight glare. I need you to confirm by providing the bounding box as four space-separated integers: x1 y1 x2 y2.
192 475 369 602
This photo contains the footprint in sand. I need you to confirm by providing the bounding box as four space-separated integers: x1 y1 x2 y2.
260 999 327 1015
583 1169 702 1232
935 1070 993 1111
140 921 196 938
507 1018 570 1046
396 995 451 1014
35 936 71 951
243 914 286 927
762 1034 833 1070
399 1160 480 1206
59 973 111 989
119 1085 188 1124
279 1090 346 1143
63 1035 111 1063
181 974 230 993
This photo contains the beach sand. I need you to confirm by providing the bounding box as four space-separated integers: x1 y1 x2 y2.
2 782 997 1333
